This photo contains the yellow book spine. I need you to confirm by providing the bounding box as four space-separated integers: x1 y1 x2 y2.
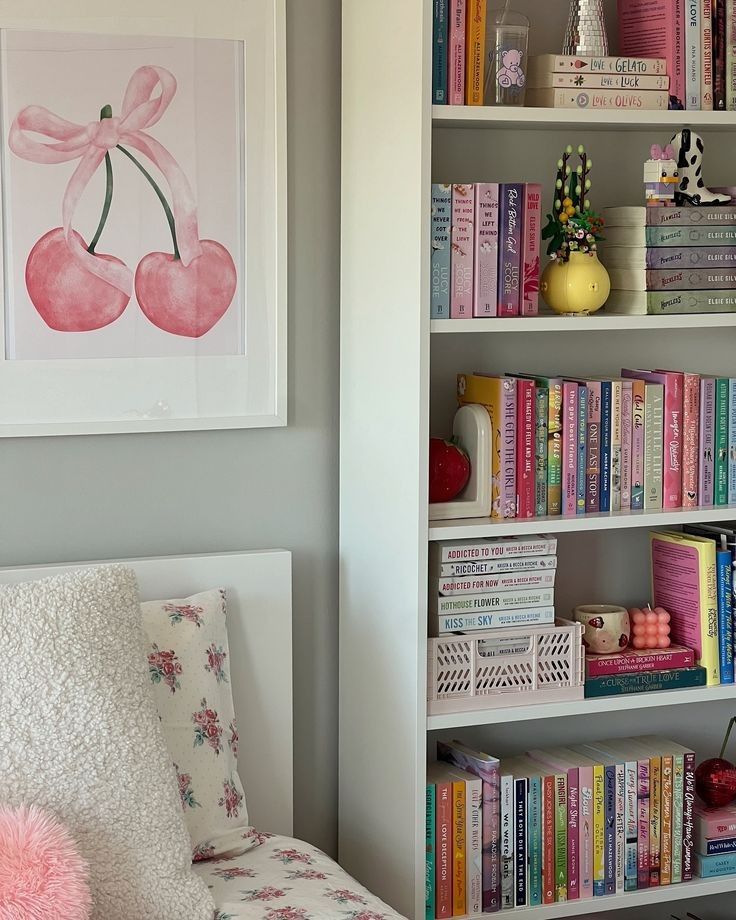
649 757 661 886
465 0 487 105
660 755 673 886
458 374 502 518
700 543 720 685
593 765 605 895
453 780 466 916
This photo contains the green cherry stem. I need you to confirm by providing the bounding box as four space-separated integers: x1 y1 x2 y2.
87 105 114 255
115 143 180 261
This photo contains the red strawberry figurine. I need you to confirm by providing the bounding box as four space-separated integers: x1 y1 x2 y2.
429 437 471 503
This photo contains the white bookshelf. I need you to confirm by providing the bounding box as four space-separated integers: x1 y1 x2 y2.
340 2 736 919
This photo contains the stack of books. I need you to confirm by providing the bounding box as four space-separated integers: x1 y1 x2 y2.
602 205 736 315
426 735 697 916
431 183 541 319
584 644 701 697
429 535 557 636
695 803 736 877
432 0 491 106
526 54 670 111
457 368 736 520
619 0 736 111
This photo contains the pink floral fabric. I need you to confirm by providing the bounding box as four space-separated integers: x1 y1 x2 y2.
193 833 407 920
142 589 254 860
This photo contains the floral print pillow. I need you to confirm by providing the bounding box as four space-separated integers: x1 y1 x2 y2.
142 588 256 860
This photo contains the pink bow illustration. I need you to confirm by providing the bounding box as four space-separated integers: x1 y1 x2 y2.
8 66 202 296
650 143 675 161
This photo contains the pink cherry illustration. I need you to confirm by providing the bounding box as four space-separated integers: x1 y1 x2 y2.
25 228 130 331
134 240 236 338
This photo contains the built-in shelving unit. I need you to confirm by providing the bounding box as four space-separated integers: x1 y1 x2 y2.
340 2 736 919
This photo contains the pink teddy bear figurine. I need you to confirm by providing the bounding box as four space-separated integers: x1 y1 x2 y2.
497 49 525 88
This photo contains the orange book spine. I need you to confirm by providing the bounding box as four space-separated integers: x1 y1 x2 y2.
465 0 487 104
543 775 555 904
453 781 466 915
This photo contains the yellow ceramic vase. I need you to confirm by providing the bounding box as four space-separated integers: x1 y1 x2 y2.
540 251 611 315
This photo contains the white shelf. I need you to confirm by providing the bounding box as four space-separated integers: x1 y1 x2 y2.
433 104 736 131
455 876 736 919
429 504 736 540
431 313 736 333
427 683 736 730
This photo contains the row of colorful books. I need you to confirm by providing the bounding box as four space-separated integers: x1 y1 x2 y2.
431 183 540 319
602 205 736 315
457 369 736 520
526 54 671 111
426 735 699 918
429 534 556 636
619 0 736 111
432 0 490 106
696 802 736 876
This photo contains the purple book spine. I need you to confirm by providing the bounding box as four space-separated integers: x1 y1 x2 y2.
647 246 736 269
700 377 716 506
563 382 578 516
586 381 601 513
498 184 523 316
621 380 633 511
501 377 517 518
682 752 695 881
568 767 580 900
474 183 499 317
648 267 736 289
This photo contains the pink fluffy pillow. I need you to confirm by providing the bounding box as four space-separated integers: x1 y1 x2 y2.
0 805 91 920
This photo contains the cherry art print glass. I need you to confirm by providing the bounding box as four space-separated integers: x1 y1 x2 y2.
0 0 286 435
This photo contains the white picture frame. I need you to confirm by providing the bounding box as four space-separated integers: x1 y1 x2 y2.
0 0 286 436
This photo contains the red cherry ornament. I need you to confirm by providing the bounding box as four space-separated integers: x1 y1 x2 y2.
25 228 130 331
135 240 237 338
695 716 736 808
429 437 471 503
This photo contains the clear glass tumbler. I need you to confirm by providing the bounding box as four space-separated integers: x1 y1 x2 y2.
484 8 530 106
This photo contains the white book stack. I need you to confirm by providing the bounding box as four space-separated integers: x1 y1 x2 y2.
428 535 557 636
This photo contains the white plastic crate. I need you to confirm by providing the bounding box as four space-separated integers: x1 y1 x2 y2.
427 619 585 715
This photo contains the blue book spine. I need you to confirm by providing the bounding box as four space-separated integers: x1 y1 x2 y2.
515 778 527 907
695 851 736 877
729 379 736 504
529 776 542 906
718 548 735 683
426 783 435 919
706 835 736 855
599 381 612 513
432 0 448 104
576 385 588 514
604 765 616 895
431 184 452 319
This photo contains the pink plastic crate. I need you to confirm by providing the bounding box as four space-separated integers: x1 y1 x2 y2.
428 619 585 715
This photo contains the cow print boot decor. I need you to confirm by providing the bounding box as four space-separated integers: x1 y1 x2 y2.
670 128 731 206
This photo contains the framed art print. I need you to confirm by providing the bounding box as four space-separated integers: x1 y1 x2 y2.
0 0 286 435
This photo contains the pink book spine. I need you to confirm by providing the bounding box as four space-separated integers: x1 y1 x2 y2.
578 765 594 899
448 0 467 105
631 379 646 510
562 382 578 515
618 0 685 107
521 183 541 316
694 806 736 839
638 759 650 889
567 766 580 900
501 377 517 519
450 184 474 318
621 380 633 511
585 646 696 676
682 373 700 507
623 370 683 508
516 378 535 518
473 183 499 317
699 377 716 507
703 0 714 109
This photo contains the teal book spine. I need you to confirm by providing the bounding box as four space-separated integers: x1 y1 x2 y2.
718 548 735 683
431 184 452 319
576 385 588 514
716 377 730 505
529 776 542 906
432 0 448 104
695 851 736 877
535 388 549 517
584 667 707 698
426 783 435 919
730 379 736 504
555 773 568 901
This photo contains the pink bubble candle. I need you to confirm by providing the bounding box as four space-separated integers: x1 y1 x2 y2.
629 605 671 650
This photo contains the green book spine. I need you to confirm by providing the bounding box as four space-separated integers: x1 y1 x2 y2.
555 773 568 901
584 666 708 697
644 383 664 510
535 389 549 517
426 783 435 919
529 776 542 906
715 377 730 505
672 754 684 884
